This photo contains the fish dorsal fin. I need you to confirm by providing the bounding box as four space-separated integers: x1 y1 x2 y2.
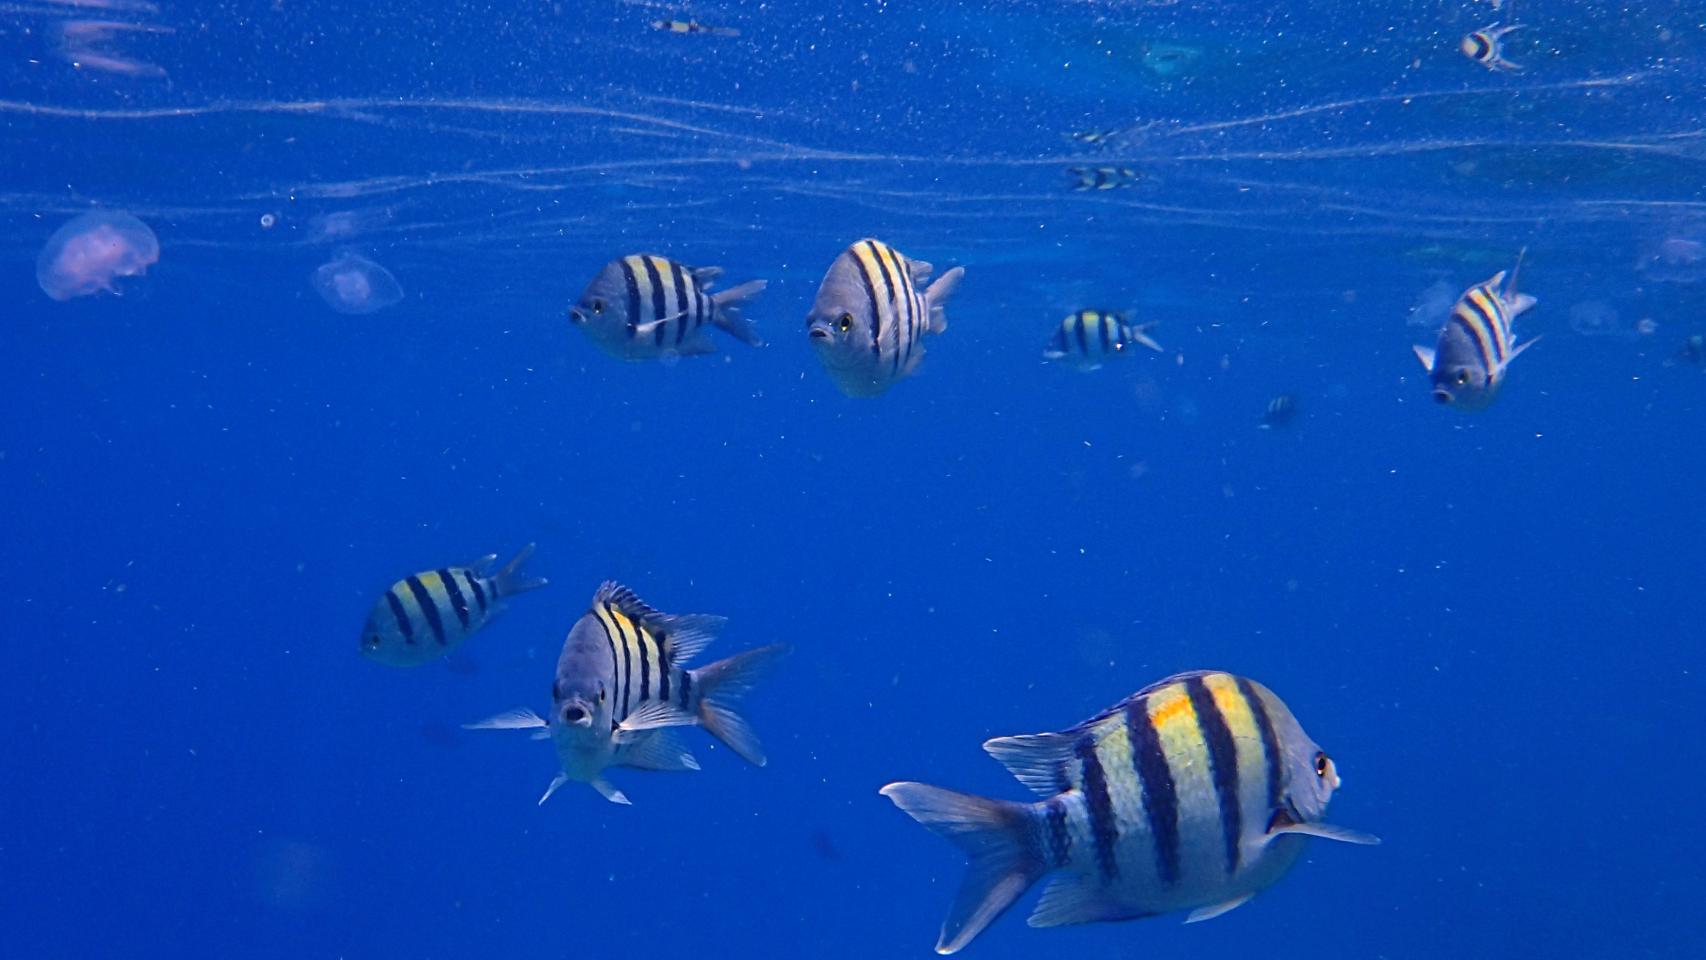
908 258 934 283
1412 344 1436 372
592 581 725 665
594 581 664 622
690 265 723 289
982 732 1076 796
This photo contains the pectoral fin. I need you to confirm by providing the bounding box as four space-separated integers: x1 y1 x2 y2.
1269 821 1381 845
591 778 631 805
615 699 697 738
463 707 547 731
1185 892 1254 923
1412 344 1436 372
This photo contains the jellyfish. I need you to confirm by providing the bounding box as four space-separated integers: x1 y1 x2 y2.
36 210 160 301
311 252 403 315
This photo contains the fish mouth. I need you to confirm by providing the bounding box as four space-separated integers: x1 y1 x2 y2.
560 700 595 727
1431 389 1454 405
807 323 832 343
568 307 587 325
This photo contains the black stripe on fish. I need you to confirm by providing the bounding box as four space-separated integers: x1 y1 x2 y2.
1451 302 1497 376
621 258 643 340
1236 676 1284 819
1073 312 1091 355
873 240 900 375
850 247 883 366
406 575 447 645
657 632 671 702
1126 696 1182 885
1074 733 1120 881
439 568 471 630
1045 796 1072 869
465 571 487 613
643 256 669 347
1186 675 1243 875
898 257 918 369
669 260 692 346
591 606 620 711
610 605 635 720
1468 33 1491 60
386 589 417 645
678 665 693 708
636 621 653 703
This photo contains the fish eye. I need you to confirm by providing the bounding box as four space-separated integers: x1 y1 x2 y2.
592 298 605 314
838 312 854 333
365 634 381 649
597 686 606 702
1455 370 1471 386
1314 751 1330 778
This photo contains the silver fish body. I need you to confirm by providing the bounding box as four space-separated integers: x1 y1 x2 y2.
569 254 764 362
1043 309 1162 370
881 670 1377 954
467 581 785 805
1413 257 1539 410
361 544 546 667
806 238 963 397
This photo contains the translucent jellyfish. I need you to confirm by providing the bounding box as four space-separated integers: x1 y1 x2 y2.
36 210 159 301
311 252 403 314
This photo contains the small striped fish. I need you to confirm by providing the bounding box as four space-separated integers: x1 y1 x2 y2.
570 254 765 362
361 544 546 667
466 581 786 806
1043 309 1162 370
806 238 964 397
1067 166 1139 191
1065 128 1120 145
1460 23 1523 71
1413 254 1539 409
1259 393 1298 429
650 19 739 37
882 670 1377 954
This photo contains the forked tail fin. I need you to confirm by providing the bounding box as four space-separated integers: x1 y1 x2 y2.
690 643 787 765
710 279 767 347
492 542 547 598
879 781 1047 955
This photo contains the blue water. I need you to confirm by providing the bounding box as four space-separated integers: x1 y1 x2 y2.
5 1 1704 956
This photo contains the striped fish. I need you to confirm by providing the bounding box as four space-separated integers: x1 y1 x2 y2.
1065 128 1120 145
1413 254 1539 409
881 670 1377 954
1067 166 1139 191
465 581 786 806
361 544 546 667
1043 309 1163 370
570 254 765 362
806 238 964 397
1460 23 1523 71
650 19 739 37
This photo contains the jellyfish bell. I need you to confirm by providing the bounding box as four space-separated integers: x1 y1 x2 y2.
36 210 159 301
311 251 402 315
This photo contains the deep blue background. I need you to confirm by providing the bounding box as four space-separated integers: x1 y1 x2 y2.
4 2 1704 957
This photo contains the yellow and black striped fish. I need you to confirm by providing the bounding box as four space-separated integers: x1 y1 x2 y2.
1067 166 1139 191
881 669 1377 954
1460 23 1524 71
1043 309 1163 370
806 238 964 397
466 581 786 805
570 254 765 362
650 19 739 37
1413 253 1539 409
361 544 546 667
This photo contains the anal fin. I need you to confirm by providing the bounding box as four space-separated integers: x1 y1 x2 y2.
1028 874 1151 928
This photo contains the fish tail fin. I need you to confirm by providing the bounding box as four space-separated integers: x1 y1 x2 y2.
1504 246 1537 314
691 643 787 766
492 543 547 598
924 266 964 334
878 782 1047 955
710 279 767 346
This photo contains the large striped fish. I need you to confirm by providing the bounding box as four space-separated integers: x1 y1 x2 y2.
881 670 1377 954
570 254 765 362
465 581 786 806
1043 309 1163 371
806 238 963 397
1413 254 1539 410
361 544 546 667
